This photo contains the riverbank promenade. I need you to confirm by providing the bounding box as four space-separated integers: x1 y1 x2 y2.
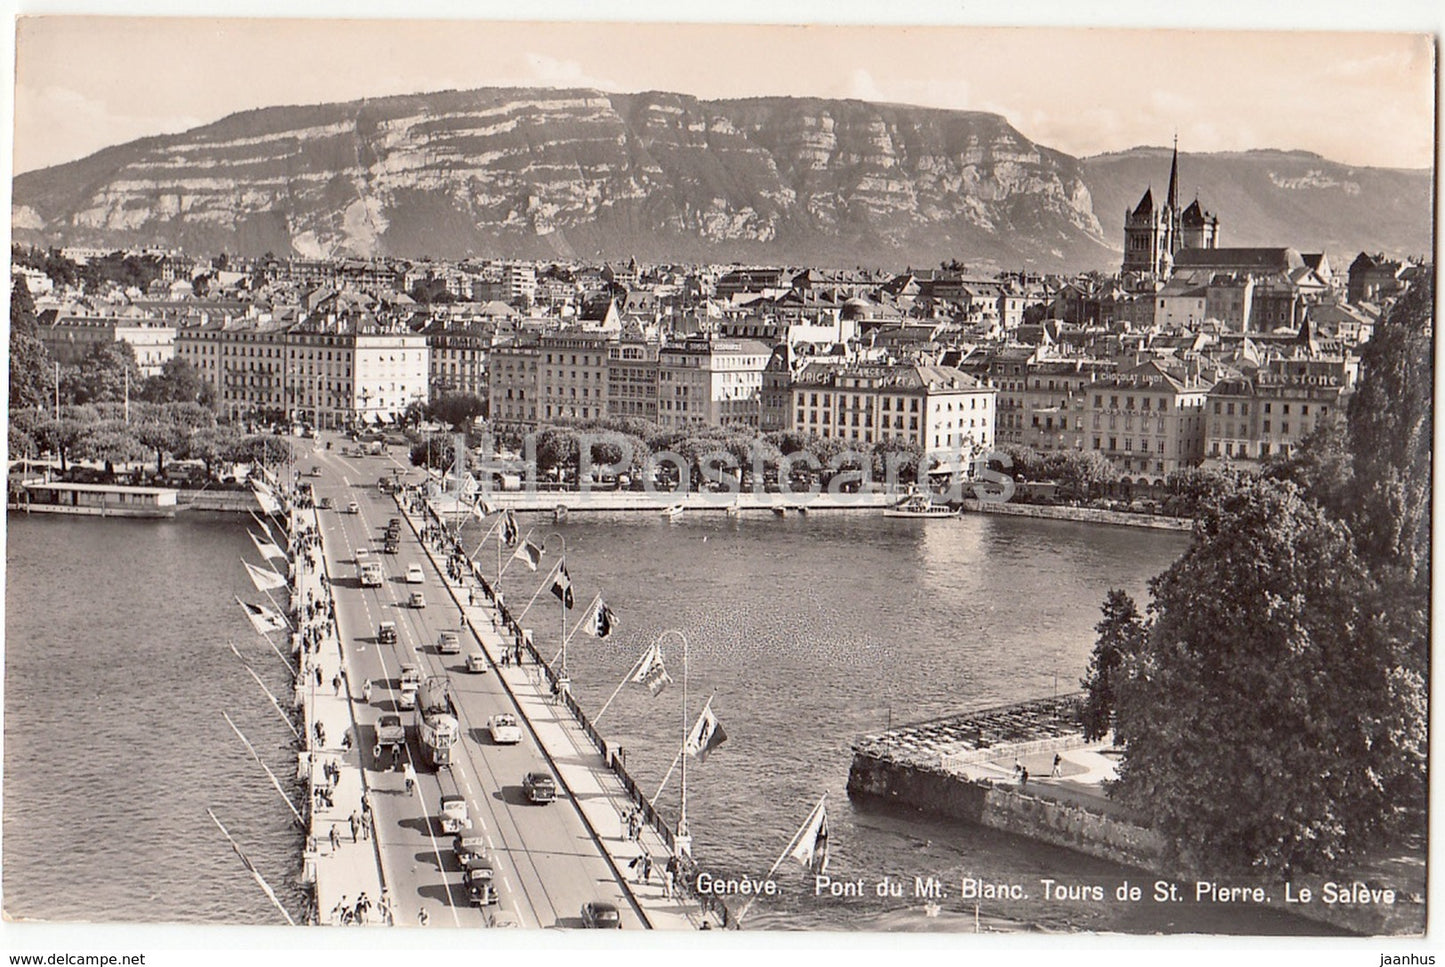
291 503 390 926
399 494 723 930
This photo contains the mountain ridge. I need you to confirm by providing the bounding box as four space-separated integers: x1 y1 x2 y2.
12 85 1432 272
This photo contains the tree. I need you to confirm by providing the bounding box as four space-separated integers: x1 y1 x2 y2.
183 425 243 479
426 392 487 431
62 341 143 405
1110 478 1426 875
9 277 53 411
1079 590 1146 741
1346 276 1432 593
141 356 213 406
78 420 145 475
134 417 189 475
228 433 292 469
35 413 90 472
408 433 453 472
1046 450 1117 501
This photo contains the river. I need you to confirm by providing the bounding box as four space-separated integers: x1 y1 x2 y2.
4 507 1325 933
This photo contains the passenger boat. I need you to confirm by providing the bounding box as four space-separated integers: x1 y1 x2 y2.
554 504 569 523
8 481 179 518
662 504 685 521
883 492 958 518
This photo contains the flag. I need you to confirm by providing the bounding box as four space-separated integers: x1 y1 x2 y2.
787 798 829 874
471 494 495 520
586 598 616 638
252 487 282 517
501 510 519 548
236 596 287 635
249 530 286 563
685 701 728 762
629 644 672 696
550 561 574 609
513 539 543 572
259 465 279 489
249 511 278 545
244 560 288 592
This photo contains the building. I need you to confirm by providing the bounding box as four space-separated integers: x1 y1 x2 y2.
423 319 491 399
1017 358 1117 453
1346 252 1407 305
606 337 662 423
1085 360 1209 483
1204 350 1353 467
791 361 995 456
487 335 542 433
39 315 176 377
1122 139 1219 277
656 338 772 429
538 330 616 423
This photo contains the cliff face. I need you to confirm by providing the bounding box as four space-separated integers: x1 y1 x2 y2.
11 87 1113 270
13 88 1431 272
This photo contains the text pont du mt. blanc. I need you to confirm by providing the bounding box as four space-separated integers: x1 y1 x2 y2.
800 876 1396 905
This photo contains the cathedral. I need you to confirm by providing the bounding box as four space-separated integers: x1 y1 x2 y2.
1122 138 1219 277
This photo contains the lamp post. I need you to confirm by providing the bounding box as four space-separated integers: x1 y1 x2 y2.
655 628 692 856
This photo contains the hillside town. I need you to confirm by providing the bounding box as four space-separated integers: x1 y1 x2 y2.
11 148 1429 496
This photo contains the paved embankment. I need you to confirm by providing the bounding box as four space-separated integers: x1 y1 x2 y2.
484 490 892 513
400 493 730 929
959 498 1193 531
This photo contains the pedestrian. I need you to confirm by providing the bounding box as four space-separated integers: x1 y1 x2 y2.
362 810 372 840
629 854 644 884
355 893 369 925
1013 757 1022 778
314 666 323 687
333 673 342 696
349 811 360 843
1020 767 1029 787
417 907 430 927
329 824 341 852
1051 753 1062 778
330 900 345 926
404 762 417 796
316 722 327 748
362 679 373 703
342 730 353 752
642 854 653 885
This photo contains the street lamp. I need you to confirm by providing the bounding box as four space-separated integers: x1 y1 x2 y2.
655 628 693 857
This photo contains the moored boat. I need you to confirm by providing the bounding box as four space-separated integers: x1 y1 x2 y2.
882 492 958 518
662 504 685 521
8 481 179 519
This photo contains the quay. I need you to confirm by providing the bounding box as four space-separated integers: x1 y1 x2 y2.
848 696 1424 935
485 489 893 514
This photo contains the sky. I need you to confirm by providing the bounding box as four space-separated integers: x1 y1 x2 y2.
8 6 1439 176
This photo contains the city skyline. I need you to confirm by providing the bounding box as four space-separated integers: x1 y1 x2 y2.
10 14 1437 176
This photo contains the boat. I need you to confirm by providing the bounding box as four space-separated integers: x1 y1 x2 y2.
883 492 958 518
662 504 685 521
725 500 741 518
554 504 569 523
771 505 787 517
8 481 179 518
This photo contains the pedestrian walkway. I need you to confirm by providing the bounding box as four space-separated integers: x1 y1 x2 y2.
291 504 390 927
400 496 719 930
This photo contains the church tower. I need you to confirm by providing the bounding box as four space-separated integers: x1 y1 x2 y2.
1122 137 1219 278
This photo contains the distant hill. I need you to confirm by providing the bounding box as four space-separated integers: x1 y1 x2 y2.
1083 147 1432 267
11 87 1432 273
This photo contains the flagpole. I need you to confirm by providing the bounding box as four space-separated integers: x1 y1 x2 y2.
653 743 684 802
539 532 567 681
206 809 297 926
228 639 300 738
594 643 652 725
470 513 504 560
551 593 602 663
735 795 828 925
223 712 305 827
514 558 561 626
497 526 538 580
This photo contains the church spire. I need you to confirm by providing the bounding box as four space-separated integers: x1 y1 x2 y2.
1166 134 1180 212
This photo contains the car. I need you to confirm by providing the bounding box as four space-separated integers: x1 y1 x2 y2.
377 621 398 645
360 561 384 587
398 663 421 708
384 539 399 555
347 501 360 514
388 517 402 530
409 591 427 609
464 857 498 906
454 831 489 866
522 770 555 803
355 547 370 564
309 465 322 477
580 901 621 929
437 629 461 655
489 714 522 745
406 564 425 584
466 651 489 674
376 714 405 748
319 496 334 509
439 794 471 834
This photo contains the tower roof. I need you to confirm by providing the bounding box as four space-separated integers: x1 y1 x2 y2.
1166 136 1180 212
1132 187 1155 216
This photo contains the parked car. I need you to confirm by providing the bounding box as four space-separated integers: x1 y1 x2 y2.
522 770 555 803
580 901 621 929
406 564 425 584
488 714 522 745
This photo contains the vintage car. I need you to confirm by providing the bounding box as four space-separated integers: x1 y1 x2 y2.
409 590 426 609
580 901 621 929
522 770 556 803
455 831 489 866
347 501 360 515
437 630 461 654
377 620 398 645
466 651 489 673
398 663 421 708
318 496 334 510
439 794 470 834
464 857 498 906
488 714 522 745
406 564 425 584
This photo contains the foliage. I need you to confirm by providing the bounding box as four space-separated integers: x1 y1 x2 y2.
141 356 214 406
409 433 454 472
9 277 53 410
34 412 91 472
426 391 488 430
60 341 144 405
1079 590 1146 741
79 419 147 472
228 433 293 468
1158 466 1240 517
1345 276 1432 593
1110 478 1426 874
